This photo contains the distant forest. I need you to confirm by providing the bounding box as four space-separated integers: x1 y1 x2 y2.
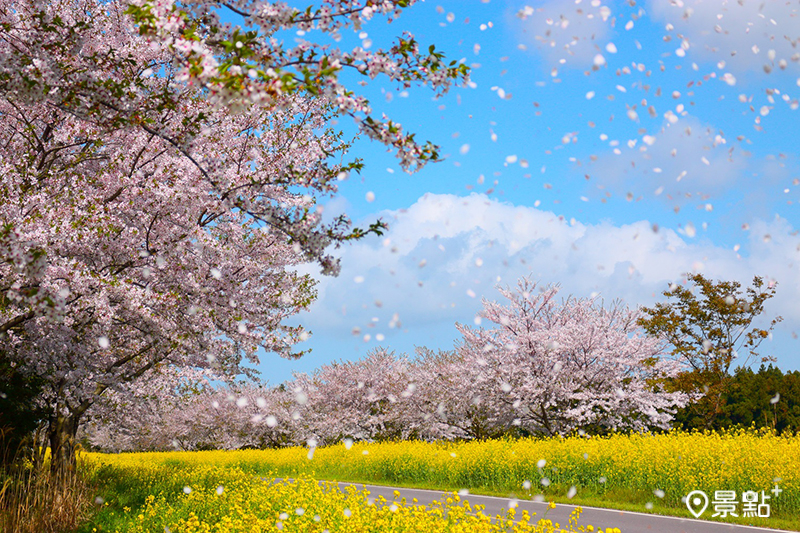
674 364 800 433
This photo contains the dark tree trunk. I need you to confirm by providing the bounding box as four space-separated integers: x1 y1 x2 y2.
48 407 81 478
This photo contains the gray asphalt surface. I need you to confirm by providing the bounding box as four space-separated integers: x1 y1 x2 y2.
330 481 794 533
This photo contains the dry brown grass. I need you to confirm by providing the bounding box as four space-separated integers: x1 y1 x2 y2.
0 452 96 533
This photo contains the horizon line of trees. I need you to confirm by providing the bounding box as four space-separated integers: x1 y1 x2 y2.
80 353 800 453
77 276 795 453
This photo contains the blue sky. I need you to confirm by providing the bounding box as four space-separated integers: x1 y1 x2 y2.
258 0 800 384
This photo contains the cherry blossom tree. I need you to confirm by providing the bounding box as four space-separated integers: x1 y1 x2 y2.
82 312 689 450
85 347 469 450
81 368 212 453
288 348 416 445
411 347 511 440
1 0 468 173
1 91 331 472
84 376 297 451
0 0 466 474
455 278 689 436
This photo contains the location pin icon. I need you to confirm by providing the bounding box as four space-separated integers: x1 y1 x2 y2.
686 490 709 518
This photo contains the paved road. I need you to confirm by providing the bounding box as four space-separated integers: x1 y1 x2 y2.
328 481 794 533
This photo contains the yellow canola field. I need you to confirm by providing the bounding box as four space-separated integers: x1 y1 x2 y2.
85 429 799 532
88 461 610 533
92 429 799 510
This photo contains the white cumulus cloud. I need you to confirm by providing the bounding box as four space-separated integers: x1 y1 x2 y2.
289 193 800 374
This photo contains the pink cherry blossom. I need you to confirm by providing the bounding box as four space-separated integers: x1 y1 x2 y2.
454 277 689 436
0 0 465 472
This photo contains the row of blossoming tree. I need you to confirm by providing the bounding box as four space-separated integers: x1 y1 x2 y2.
0 0 467 475
84 279 690 452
